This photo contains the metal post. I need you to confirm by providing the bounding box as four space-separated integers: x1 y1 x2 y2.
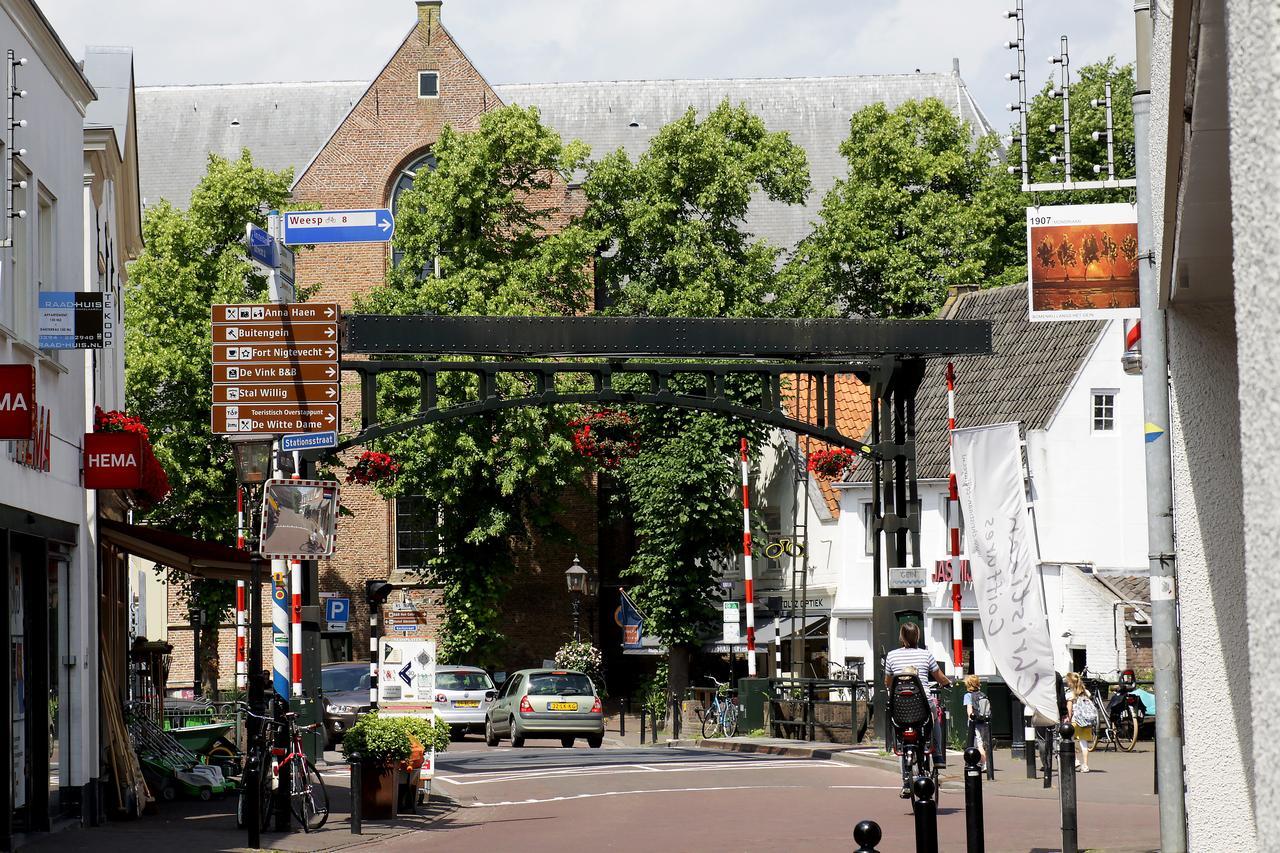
1010 695 1025 760
349 754 362 835
1058 723 1078 853
368 585 381 713
246 554 265 851
739 438 757 676
619 699 626 738
273 698 291 831
1025 710 1037 779
1040 726 1053 789
807 680 816 742
639 706 646 745
964 747 985 853
853 820 883 853
911 776 939 853
571 595 581 642
1133 3 1186 849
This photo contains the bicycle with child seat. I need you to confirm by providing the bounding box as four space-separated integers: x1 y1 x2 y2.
699 676 740 738
1080 668 1140 753
236 703 330 832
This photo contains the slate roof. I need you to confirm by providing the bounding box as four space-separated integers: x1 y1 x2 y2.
134 71 994 247
135 81 367 208
848 284 1105 482
1095 575 1152 609
83 47 134 155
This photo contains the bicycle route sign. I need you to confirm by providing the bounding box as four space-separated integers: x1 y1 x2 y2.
210 303 341 436
281 209 395 246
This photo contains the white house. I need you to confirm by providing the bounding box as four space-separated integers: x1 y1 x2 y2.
828 284 1151 680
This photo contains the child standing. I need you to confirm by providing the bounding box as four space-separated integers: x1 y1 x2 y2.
962 674 990 768
1065 672 1097 773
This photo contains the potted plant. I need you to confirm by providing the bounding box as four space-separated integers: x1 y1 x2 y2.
342 713 449 818
346 451 401 485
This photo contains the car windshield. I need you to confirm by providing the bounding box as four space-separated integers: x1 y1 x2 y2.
437 671 493 691
528 673 594 696
321 667 365 692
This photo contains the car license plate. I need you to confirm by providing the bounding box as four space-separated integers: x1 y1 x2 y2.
453 700 480 708
549 702 578 711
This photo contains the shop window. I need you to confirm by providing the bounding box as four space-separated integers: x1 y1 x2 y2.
395 495 440 572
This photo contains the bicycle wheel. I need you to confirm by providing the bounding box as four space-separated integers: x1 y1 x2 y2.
1116 706 1140 752
702 704 721 738
724 704 740 738
237 752 272 831
289 757 329 832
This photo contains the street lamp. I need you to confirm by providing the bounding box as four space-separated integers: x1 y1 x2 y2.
565 555 588 641
229 434 274 485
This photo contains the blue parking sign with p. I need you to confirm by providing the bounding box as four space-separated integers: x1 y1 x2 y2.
325 597 350 623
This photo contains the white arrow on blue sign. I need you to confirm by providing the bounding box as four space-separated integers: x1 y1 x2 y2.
282 209 395 246
246 224 276 268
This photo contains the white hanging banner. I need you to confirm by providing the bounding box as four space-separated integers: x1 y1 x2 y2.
952 422 1057 724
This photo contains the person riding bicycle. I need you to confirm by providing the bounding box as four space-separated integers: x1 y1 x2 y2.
884 622 951 798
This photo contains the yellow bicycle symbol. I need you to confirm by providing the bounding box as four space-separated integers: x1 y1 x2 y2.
763 538 805 559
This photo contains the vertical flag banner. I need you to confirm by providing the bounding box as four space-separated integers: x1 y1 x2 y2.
616 589 644 650
952 422 1057 724
1026 202 1140 322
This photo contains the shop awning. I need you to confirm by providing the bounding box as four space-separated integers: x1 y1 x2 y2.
99 518 252 581
752 614 828 645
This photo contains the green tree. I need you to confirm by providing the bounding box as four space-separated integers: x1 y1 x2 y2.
1023 59 1135 203
126 151 293 694
787 98 1023 319
583 101 809 697
359 106 597 663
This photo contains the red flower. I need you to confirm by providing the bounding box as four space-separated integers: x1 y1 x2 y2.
568 410 637 470
347 451 401 485
807 448 857 480
94 406 150 440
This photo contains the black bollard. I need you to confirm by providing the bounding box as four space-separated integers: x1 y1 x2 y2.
1024 711 1037 779
984 723 995 781
853 819 883 852
245 749 262 850
350 752 362 835
911 775 939 853
963 747 985 853
1040 726 1053 789
1058 722 1078 853
619 700 626 738
639 706 646 745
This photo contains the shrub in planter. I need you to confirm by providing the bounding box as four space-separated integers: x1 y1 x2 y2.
553 641 606 697
342 713 450 818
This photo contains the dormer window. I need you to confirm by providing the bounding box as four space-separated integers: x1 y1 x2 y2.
418 71 439 98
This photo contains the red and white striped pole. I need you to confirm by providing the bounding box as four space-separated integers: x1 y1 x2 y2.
235 486 247 691
290 453 303 698
947 362 964 678
740 438 757 677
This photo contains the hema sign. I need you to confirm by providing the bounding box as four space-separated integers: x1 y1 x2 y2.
83 432 144 489
0 364 36 439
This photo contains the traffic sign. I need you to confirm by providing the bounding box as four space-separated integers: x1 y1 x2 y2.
213 383 339 404
212 321 338 344
214 303 338 323
281 431 338 452
213 343 338 363
282 209 395 245
324 597 350 624
214 362 338 383
213 402 339 434
246 224 276 268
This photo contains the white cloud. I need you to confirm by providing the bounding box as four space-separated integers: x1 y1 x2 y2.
41 0 1135 124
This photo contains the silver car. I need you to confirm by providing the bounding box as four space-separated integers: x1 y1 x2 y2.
485 669 604 748
433 665 498 739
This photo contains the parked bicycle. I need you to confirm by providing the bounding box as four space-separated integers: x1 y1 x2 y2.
236 703 330 832
1081 668 1141 752
699 676 740 738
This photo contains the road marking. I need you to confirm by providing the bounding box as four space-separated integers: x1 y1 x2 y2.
436 758 839 786
462 784 812 807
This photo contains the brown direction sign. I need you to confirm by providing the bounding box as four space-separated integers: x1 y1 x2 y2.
214 362 339 383
212 402 339 434
212 322 338 344
213 383 340 404
212 303 339 324
213 342 338 363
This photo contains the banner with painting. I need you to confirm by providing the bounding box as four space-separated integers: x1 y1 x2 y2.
1026 203 1140 321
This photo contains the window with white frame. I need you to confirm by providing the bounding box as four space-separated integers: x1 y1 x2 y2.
862 503 876 556
1091 390 1117 432
418 71 439 98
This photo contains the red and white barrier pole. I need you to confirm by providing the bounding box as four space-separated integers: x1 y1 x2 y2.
740 438 757 677
947 362 964 678
236 486 247 691
290 453 303 698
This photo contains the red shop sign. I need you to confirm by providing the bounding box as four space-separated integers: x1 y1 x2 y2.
83 432 144 490
0 364 36 440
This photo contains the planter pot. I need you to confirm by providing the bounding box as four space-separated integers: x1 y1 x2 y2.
359 763 399 819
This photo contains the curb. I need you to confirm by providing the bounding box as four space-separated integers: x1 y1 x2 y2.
667 738 964 788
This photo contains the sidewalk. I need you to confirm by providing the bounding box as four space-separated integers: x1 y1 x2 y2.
18 771 459 853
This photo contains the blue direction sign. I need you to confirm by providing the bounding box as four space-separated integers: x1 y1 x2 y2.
280 431 338 452
246 224 276 268
282 209 395 246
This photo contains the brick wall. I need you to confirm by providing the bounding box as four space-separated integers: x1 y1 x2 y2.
166 581 275 691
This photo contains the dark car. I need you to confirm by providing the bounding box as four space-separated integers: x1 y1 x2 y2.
321 662 371 749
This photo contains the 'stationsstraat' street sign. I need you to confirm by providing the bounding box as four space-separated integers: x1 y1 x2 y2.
281 209 395 246
211 303 341 436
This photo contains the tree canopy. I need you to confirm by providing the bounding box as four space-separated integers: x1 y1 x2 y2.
787 98 1024 319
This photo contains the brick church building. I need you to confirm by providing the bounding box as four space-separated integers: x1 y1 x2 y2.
134 0 995 689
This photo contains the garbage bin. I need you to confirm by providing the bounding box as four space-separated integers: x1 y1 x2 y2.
943 675 1014 747
737 678 770 733
289 696 323 763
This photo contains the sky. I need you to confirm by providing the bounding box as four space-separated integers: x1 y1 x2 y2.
41 0 1136 129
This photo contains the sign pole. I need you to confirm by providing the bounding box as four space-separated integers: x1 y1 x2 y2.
740 438 757 677
947 363 964 678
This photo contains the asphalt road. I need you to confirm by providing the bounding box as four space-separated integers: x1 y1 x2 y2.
378 738 1161 853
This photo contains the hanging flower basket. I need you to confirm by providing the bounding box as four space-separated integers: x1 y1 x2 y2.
568 409 638 470
90 407 170 504
807 448 857 480
95 406 150 440
347 451 401 485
